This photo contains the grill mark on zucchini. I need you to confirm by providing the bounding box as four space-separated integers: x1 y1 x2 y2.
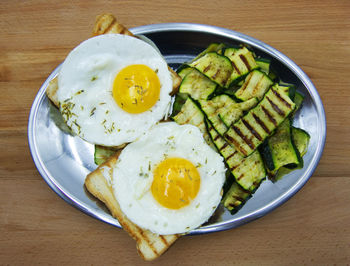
212 69 221 79
231 62 241 75
181 107 204 127
203 65 211 73
226 150 238 161
239 54 251 70
239 73 253 93
231 196 245 203
181 115 205 130
232 125 255 150
229 165 238 171
266 96 285 117
242 118 262 141
197 120 205 129
224 133 248 156
183 112 202 125
220 142 229 150
234 195 245 201
261 106 277 126
272 87 292 109
252 113 271 134
253 75 265 96
237 173 245 181
235 70 273 101
214 134 220 141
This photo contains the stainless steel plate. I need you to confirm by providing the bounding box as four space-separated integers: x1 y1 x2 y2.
28 23 326 235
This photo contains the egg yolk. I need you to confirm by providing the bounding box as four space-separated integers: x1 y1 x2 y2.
113 64 160 114
151 157 201 210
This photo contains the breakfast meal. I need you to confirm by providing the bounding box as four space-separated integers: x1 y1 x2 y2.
46 14 310 260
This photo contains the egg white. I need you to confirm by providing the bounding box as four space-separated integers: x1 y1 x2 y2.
57 34 173 146
113 122 226 235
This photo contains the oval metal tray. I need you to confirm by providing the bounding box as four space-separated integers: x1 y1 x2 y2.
28 23 326 235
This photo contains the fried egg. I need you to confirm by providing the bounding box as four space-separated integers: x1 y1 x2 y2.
57 34 173 146
113 122 226 235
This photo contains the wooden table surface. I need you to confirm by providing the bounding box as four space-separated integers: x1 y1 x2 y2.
1 0 349 265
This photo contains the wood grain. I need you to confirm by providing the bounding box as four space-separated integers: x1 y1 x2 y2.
1 0 349 264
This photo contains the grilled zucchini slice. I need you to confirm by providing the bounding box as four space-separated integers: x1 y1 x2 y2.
207 121 266 191
273 127 310 180
224 47 258 87
222 181 251 213
234 70 274 101
291 91 304 116
189 52 233 87
219 97 259 127
172 97 215 149
94 145 119 165
179 68 217 100
171 92 188 117
177 65 193 79
256 58 271 75
292 127 310 157
280 84 296 102
191 43 226 62
260 118 301 175
198 94 236 135
224 85 296 157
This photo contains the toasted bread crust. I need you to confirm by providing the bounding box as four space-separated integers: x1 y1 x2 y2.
85 152 179 261
46 77 60 107
46 14 181 108
92 14 134 36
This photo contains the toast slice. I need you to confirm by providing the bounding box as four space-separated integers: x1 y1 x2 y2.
85 151 180 261
46 14 181 108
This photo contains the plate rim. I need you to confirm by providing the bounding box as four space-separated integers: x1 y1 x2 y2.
28 22 327 235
